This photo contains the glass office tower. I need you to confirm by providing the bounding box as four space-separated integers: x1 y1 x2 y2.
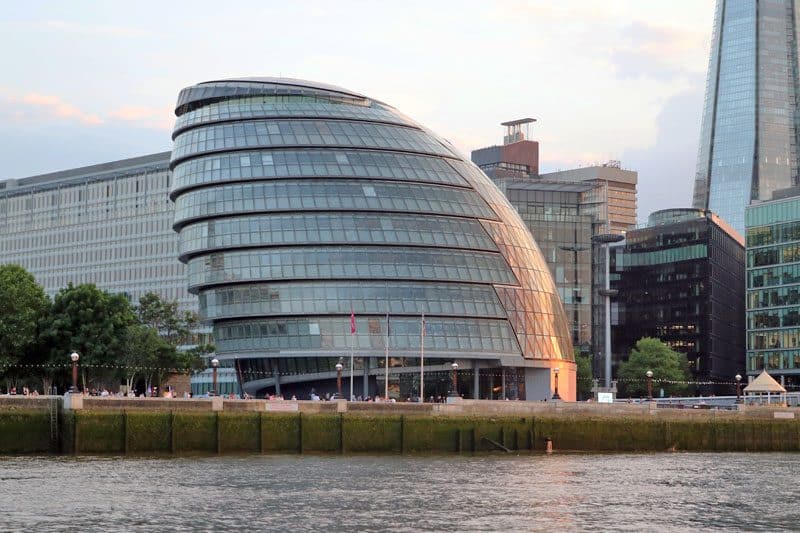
693 0 800 235
170 78 574 401
746 193 800 390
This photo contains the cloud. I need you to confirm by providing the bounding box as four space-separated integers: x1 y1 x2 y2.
0 91 172 130
107 105 174 130
10 93 104 125
622 87 705 223
609 21 707 81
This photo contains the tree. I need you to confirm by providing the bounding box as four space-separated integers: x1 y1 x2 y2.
575 352 593 400
136 293 205 392
617 337 691 398
0 265 50 391
137 292 199 347
119 324 174 393
40 283 137 390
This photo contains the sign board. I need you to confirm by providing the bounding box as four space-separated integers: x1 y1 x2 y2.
597 392 613 404
774 412 795 419
265 401 299 412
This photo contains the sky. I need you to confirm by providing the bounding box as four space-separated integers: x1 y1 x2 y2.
0 0 715 222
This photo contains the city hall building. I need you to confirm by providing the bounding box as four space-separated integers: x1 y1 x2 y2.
169 78 575 401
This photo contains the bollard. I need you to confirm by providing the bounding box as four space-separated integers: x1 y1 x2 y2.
544 436 553 454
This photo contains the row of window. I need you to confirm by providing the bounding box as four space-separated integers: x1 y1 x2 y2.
214 316 522 355
747 308 800 329
174 97 406 133
746 219 800 247
187 247 518 288
172 180 497 226
178 212 497 258
170 149 468 194
747 242 800 267
171 119 453 164
749 263 800 288
748 351 800 372
749 327 800 350
198 281 507 321
747 286 800 309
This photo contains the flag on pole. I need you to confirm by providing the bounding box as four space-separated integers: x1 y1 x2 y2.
350 309 357 335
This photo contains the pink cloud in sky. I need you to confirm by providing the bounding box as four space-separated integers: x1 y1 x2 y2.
107 105 173 130
17 93 104 125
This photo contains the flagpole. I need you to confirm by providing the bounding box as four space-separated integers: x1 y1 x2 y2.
420 313 425 403
384 312 389 400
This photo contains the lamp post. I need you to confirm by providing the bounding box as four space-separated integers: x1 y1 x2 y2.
449 362 459 397
335 360 344 398
69 351 79 393
559 237 588 346
592 233 625 388
735 374 742 403
646 370 653 401
552 367 561 400
211 358 219 396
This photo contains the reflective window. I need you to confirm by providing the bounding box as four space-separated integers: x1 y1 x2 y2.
174 96 408 133
173 179 497 226
187 247 518 288
170 149 468 194
198 281 507 320
214 316 521 355
171 119 454 164
178 212 498 258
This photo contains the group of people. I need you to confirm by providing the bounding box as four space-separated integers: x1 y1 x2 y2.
2 386 39 396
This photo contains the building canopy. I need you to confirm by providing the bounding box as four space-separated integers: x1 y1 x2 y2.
743 370 786 394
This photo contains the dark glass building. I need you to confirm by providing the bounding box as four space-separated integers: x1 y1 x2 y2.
610 209 745 389
170 78 574 401
693 0 800 235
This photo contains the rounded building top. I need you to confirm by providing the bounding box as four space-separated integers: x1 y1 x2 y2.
175 77 374 116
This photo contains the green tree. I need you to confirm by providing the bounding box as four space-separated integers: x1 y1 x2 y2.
40 283 137 390
136 293 206 392
137 292 199 347
119 324 175 393
575 352 593 400
0 265 50 390
617 337 691 398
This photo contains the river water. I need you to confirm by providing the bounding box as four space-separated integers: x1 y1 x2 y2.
1 453 798 531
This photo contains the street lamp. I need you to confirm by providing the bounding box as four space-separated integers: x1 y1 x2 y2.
335 359 344 398
646 370 653 401
552 367 561 400
449 362 459 397
592 232 625 388
735 374 742 403
211 358 219 396
69 351 79 393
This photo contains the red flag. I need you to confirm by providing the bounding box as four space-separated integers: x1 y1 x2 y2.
350 310 356 335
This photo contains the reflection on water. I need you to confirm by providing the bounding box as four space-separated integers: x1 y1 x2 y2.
1 453 799 531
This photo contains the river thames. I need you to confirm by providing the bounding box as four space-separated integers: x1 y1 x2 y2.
1 453 798 531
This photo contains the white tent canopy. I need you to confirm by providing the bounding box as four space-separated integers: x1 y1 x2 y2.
743 370 786 394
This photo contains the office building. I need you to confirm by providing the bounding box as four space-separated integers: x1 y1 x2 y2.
610 209 746 388
0 152 196 312
693 0 800 235
170 77 575 401
745 190 800 389
472 123 637 377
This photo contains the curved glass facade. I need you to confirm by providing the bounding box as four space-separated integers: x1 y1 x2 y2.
171 78 573 399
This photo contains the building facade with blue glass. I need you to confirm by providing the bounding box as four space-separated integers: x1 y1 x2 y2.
693 0 800 235
170 78 575 401
746 192 800 390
